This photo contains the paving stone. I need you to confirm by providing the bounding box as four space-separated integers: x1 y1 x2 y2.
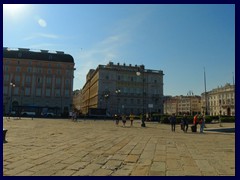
92 168 113 176
3 119 235 176
130 165 149 176
124 155 139 163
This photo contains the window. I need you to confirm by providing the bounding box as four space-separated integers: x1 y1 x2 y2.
15 75 20 82
27 67 32 73
56 78 61 84
26 76 31 83
65 79 70 85
46 77 51 84
25 88 30 96
57 70 61 75
65 89 69 97
46 89 51 97
37 77 42 83
55 89 60 97
137 99 140 104
36 88 41 96
47 69 52 74
16 67 21 72
4 66 9 71
131 99 134 104
4 74 9 82
3 86 8 95
14 87 19 95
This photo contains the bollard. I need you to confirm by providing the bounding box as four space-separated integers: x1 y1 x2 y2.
3 129 8 143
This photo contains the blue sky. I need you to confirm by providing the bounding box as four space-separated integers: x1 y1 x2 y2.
3 4 235 96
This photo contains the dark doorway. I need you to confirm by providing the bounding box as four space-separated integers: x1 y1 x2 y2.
227 107 231 116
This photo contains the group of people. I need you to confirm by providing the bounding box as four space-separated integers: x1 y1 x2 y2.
169 113 205 133
115 113 134 127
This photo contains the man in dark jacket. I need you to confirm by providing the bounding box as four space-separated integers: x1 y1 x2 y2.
169 114 176 132
182 114 188 132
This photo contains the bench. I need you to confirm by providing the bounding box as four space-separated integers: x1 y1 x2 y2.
3 129 8 143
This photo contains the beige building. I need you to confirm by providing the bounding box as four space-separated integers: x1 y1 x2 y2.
3 47 75 116
163 96 178 115
164 95 201 115
72 89 83 112
76 62 164 116
202 83 235 116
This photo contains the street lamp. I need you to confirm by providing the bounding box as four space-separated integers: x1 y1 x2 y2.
104 93 109 115
9 82 16 117
136 65 146 127
219 99 222 127
115 89 121 115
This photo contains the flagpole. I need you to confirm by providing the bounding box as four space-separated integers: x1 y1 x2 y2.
232 72 234 85
204 67 207 115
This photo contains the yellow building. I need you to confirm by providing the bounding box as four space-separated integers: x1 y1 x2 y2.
76 62 164 116
164 95 201 115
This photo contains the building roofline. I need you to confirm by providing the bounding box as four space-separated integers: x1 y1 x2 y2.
3 47 74 63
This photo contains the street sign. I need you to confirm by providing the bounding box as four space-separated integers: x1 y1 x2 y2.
148 104 153 108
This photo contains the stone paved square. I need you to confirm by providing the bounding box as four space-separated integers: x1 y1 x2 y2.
3 118 235 176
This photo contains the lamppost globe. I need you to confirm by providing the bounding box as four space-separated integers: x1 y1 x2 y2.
136 71 141 76
9 82 16 117
115 89 121 115
115 89 121 94
136 67 146 127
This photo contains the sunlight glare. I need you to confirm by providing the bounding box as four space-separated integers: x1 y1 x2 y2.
3 4 26 17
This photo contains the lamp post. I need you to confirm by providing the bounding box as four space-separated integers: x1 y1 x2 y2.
19 87 24 119
9 82 16 118
136 65 146 127
104 93 109 116
115 89 121 115
219 99 222 127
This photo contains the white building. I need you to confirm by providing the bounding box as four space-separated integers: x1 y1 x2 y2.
202 83 235 116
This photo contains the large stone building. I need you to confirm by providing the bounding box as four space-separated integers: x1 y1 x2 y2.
3 47 75 116
202 83 235 116
72 89 83 112
163 95 202 115
75 62 164 116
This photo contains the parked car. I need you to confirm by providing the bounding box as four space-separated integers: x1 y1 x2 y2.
21 111 36 117
41 112 56 118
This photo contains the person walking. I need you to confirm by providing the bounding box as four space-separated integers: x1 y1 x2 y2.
169 114 176 132
122 114 127 127
191 113 199 132
115 114 120 126
129 113 134 127
182 114 188 133
199 115 205 133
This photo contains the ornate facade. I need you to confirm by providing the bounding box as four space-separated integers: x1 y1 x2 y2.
75 62 164 116
202 83 235 116
164 95 201 115
3 47 75 116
